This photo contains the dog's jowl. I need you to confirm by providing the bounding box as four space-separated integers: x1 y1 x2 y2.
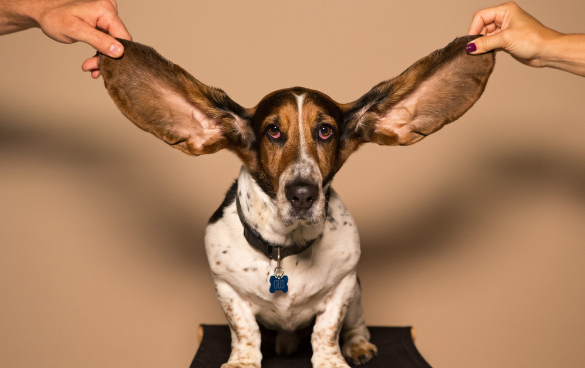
99 35 495 368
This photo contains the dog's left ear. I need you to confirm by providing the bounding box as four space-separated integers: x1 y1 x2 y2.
99 39 253 156
344 35 495 147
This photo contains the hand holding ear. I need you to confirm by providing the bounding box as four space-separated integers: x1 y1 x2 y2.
466 2 559 66
0 0 131 79
466 1 585 76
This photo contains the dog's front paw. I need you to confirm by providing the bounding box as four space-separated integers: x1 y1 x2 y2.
220 363 259 368
342 336 378 365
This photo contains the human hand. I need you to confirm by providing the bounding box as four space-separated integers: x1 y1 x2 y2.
465 1 560 68
37 0 131 78
0 0 131 78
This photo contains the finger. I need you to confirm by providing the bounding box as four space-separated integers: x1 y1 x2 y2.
466 32 507 54
486 27 502 37
91 70 101 79
96 10 132 41
68 18 124 57
82 56 99 72
467 5 505 35
107 0 118 13
485 23 497 35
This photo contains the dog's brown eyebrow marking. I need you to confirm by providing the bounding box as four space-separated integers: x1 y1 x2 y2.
265 115 281 127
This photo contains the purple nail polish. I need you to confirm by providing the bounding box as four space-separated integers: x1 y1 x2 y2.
466 43 477 53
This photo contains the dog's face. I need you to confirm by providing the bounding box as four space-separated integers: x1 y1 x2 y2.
99 36 495 225
250 89 345 225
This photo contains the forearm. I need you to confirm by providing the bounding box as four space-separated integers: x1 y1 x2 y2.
0 0 39 35
541 33 585 77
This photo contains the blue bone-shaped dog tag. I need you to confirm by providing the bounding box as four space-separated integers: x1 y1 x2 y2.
269 275 288 293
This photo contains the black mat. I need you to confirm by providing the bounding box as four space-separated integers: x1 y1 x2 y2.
190 325 432 368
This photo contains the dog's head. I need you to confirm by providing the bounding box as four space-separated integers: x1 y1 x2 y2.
99 36 494 226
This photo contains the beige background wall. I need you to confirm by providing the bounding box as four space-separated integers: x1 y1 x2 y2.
1 1 584 367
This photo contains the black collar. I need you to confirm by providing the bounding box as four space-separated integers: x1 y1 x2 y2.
235 188 330 260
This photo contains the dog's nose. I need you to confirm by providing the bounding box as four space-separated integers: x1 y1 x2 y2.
285 183 318 209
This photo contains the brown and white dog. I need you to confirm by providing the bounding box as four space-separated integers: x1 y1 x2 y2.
99 35 494 368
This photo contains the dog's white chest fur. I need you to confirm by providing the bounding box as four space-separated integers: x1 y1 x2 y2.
205 167 360 331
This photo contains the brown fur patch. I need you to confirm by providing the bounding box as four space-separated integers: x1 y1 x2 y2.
301 99 339 181
258 100 299 194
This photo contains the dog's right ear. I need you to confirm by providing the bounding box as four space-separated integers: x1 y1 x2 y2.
342 35 495 150
99 39 253 156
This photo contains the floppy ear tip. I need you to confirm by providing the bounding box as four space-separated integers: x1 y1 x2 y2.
99 39 160 78
98 51 124 87
98 38 133 67
454 35 496 70
434 35 496 98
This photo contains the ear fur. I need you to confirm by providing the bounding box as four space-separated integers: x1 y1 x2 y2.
344 35 495 147
99 39 253 156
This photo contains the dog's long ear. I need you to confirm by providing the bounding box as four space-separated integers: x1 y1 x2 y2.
99 39 253 156
344 35 495 148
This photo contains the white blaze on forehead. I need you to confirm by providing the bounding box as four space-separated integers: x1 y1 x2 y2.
294 93 309 159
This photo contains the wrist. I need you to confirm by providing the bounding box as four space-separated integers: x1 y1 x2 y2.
538 33 585 76
527 29 563 68
0 0 40 33
539 32 580 67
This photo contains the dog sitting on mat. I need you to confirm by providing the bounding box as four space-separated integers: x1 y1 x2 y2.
99 35 494 368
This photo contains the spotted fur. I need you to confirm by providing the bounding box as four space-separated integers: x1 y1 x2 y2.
100 35 495 367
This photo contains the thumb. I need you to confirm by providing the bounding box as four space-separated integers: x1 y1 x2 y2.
68 18 124 57
466 33 506 54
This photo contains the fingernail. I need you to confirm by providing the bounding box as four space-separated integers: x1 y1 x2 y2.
466 43 477 53
109 43 122 57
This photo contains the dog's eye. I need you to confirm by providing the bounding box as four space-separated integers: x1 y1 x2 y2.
267 125 281 139
318 125 333 140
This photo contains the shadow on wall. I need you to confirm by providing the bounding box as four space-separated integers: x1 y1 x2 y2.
360 147 585 264
3 115 585 270
0 116 210 270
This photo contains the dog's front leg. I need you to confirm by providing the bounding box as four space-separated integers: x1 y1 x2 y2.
216 281 262 368
311 273 356 368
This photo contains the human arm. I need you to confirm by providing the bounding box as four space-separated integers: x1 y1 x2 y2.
466 1 585 77
0 0 131 78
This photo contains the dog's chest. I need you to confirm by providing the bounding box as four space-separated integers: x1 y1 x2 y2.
205 192 360 330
